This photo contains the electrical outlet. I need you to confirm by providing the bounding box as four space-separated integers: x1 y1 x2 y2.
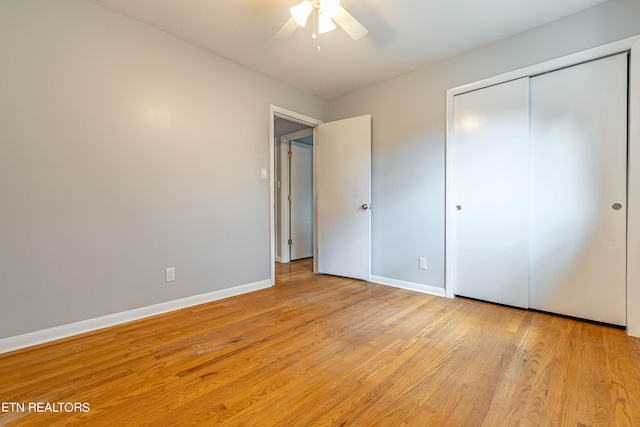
165 267 176 282
419 257 427 270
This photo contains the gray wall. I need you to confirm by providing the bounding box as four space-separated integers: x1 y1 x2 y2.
328 0 640 289
0 0 328 339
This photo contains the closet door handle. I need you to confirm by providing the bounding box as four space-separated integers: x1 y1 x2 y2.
612 203 623 210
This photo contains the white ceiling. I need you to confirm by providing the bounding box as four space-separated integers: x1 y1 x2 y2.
87 0 607 99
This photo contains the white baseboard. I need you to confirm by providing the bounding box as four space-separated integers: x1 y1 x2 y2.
0 279 272 355
371 275 446 297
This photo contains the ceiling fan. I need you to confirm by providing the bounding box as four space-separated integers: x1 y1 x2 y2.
275 0 368 42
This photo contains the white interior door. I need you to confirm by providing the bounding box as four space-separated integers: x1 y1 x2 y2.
316 115 372 281
290 140 314 260
453 78 530 308
530 53 628 325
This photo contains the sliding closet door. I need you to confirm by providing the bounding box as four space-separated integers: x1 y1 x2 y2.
454 78 530 308
530 53 628 325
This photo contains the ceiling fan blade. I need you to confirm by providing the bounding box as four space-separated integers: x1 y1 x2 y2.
275 16 299 39
332 6 368 40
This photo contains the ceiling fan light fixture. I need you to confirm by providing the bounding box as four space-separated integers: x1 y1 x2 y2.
318 11 336 34
275 0 366 42
291 1 313 27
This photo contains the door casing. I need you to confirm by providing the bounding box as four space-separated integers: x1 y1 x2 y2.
270 106 322 283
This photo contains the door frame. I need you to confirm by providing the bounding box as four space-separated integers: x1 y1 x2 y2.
269 105 323 284
279 128 314 264
445 35 640 337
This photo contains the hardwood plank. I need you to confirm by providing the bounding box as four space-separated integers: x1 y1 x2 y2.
1 258 639 426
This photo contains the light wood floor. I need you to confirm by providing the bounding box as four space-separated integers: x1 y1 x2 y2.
1 258 639 426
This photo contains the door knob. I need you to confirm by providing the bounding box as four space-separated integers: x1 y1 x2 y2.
456 205 462 211
361 204 370 211
612 203 623 210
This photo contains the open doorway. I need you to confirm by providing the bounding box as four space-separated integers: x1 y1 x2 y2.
279 128 314 263
275 121 314 264
269 106 322 285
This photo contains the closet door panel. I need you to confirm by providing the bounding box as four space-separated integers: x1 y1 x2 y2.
530 53 628 325
454 78 530 308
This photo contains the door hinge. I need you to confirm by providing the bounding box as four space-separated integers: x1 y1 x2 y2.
288 150 292 158
288 195 293 202
288 239 293 245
